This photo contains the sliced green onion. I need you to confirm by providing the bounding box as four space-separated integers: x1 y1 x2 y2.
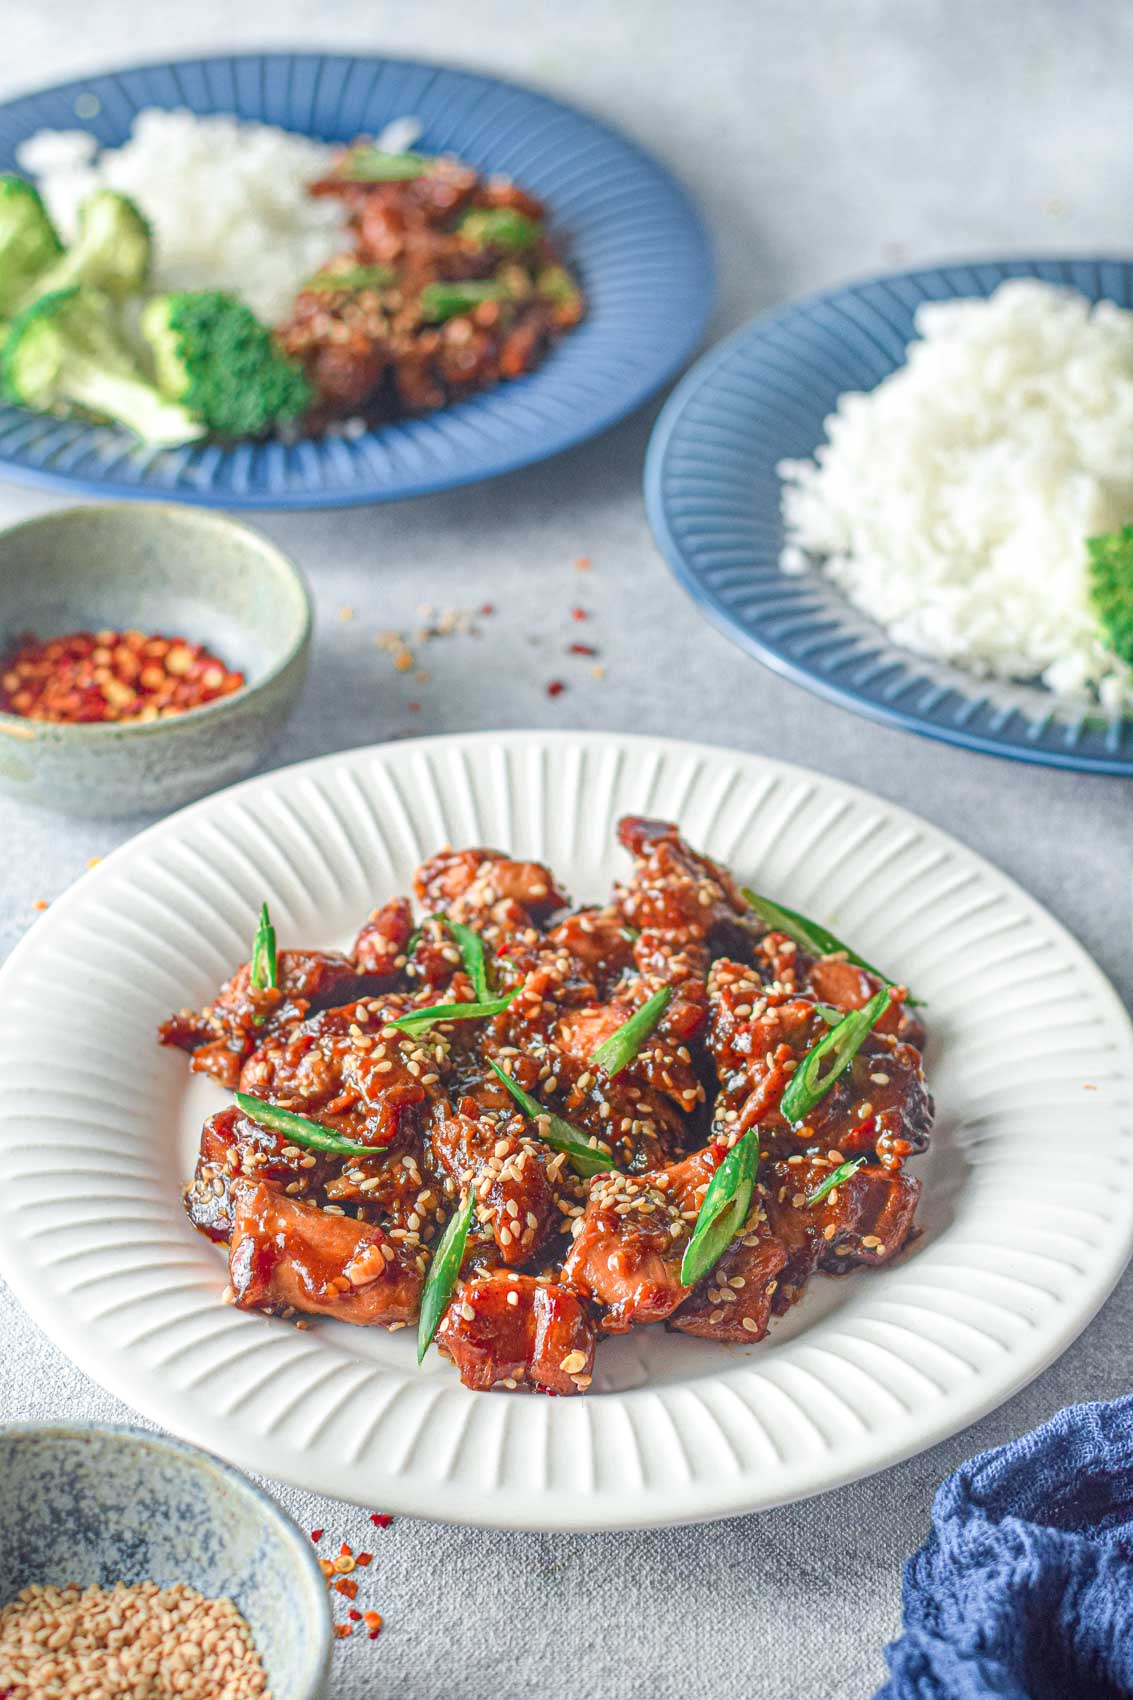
390 991 514 1034
536 263 581 307
418 1190 474 1363
249 903 277 1026
779 988 891 1125
304 264 394 292
459 207 541 251
741 887 887 977
249 903 277 992
418 280 506 322
680 1128 760 1287
436 914 491 1000
741 886 920 1005
805 1158 865 1207
589 986 672 1079
487 1058 612 1177
234 1091 378 1158
339 147 434 181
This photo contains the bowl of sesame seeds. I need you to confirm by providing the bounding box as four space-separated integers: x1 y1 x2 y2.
0 503 312 817
0 1423 331 1699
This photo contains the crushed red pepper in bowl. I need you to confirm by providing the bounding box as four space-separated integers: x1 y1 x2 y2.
0 628 245 725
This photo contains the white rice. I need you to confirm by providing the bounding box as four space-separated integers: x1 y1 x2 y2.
778 280 1133 711
16 108 365 324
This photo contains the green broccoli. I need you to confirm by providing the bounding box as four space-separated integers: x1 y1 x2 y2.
1 287 204 446
18 189 152 311
1087 525 1133 669
141 290 312 439
0 176 63 318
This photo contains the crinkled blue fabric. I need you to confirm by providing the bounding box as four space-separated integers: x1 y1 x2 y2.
877 1397 1133 1700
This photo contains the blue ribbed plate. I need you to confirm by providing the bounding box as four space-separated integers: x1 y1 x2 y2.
0 52 714 508
645 257 1133 774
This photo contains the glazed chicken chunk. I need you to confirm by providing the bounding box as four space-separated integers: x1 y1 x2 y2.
165 816 932 1396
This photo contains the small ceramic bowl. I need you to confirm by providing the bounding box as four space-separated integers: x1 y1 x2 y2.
0 504 312 816
0 1424 331 1698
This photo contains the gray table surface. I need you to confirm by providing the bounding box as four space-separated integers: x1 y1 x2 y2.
0 3 1130 1696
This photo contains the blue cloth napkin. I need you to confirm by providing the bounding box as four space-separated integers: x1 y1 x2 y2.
877 1396 1133 1699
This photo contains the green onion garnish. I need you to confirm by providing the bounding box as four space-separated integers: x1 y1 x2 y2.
234 1091 379 1158
418 280 506 322
536 264 581 307
249 903 277 992
459 207 541 252
304 264 394 292
779 988 890 1125
417 1190 474 1363
249 902 277 1026
589 986 672 1079
339 147 434 181
805 1158 865 1207
741 887 920 1005
680 1128 760 1287
487 1058 612 1177
390 991 515 1034
435 914 491 1001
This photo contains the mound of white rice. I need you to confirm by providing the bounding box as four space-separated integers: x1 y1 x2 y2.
16 108 352 324
778 280 1133 711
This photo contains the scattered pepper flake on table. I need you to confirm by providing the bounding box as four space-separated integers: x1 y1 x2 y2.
546 679 566 698
573 555 592 571
31 899 48 913
0 628 244 724
370 1512 394 1528
570 606 588 621
310 1527 324 1542
568 642 597 656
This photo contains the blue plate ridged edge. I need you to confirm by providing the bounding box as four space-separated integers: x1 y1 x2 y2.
644 256 1133 776
0 51 715 509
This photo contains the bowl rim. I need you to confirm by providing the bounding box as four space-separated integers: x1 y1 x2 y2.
0 503 313 743
0 1419 333 1696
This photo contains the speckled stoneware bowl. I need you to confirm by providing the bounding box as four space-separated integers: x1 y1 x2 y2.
0 505 312 816
0 1425 331 1698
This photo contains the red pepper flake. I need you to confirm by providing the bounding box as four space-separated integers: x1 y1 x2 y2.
570 606 588 621
354 1552 373 1566
370 1513 394 1529
0 627 244 725
339 1542 352 1557
333 1623 353 1640
318 1559 335 1579
567 642 597 657
408 701 421 713
310 1528 324 1543
335 1577 359 1600
364 1611 384 1640
32 899 48 913
480 602 496 616
574 556 592 571
546 680 566 698
348 1609 363 1623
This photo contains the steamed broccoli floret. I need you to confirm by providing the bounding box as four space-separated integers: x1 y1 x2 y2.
1087 525 1133 669
0 176 63 317
141 290 312 439
20 190 152 310
1 287 203 446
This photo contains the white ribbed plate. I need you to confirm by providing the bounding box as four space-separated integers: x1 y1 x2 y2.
0 731 1130 1530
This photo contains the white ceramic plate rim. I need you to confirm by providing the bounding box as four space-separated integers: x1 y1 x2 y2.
0 729 1129 1531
